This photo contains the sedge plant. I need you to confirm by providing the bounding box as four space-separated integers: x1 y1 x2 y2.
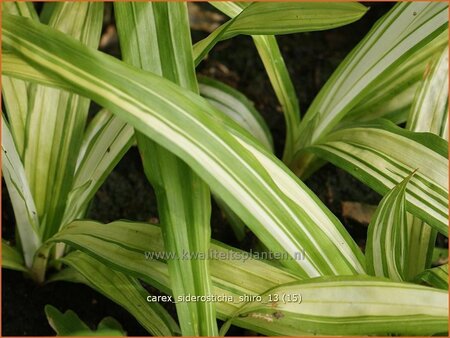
2 1 449 336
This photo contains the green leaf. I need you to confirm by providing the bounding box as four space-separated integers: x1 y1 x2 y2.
47 266 88 284
2 50 69 89
114 2 217 335
401 44 449 282
299 1 447 146
59 251 180 336
3 1 38 20
50 219 306 335
4 13 365 277
97 317 126 335
62 109 134 226
1 2 38 158
210 1 301 162
1 239 27 272
432 247 448 265
344 31 448 125
219 2 367 37
45 305 125 336
21 2 103 241
39 2 56 24
199 76 273 151
408 46 449 139
1 74 29 156
415 264 448 290
194 2 367 65
310 120 448 236
51 220 450 335
404 213 437 280
221 276 448 336
293 2 448 176
1 118 41 267
199 75 274 240
45 305 90 335
366 174 413 281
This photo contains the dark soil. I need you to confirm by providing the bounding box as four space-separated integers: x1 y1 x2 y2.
3 2 423 336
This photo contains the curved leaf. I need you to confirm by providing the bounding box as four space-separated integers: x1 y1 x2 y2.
310 120 448 236
408 46 449 139
114 2 217 335
396 44 450 281
51 220 301 336
1 2 38 156
60 251 180 336
199 76 273 151
4 14 365 277
210 1 301 162
62 109 134 226
344 31 448 124
2 239 27 272
1 118 41 267
415 264 448 290
45 305 125 336
366 174 413 281
194 2 367 65
298 2 448 146
221 276 448 336
293 2 448 176
21 2 103 241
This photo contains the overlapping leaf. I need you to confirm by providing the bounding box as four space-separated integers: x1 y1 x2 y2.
298 1 448 146
199 76 273 240
211 1 300 162
408 46 449 139
1 2 38 156
292 2 448 176
415 264 448 290
199 76 273 151
60 251 180 336
366 175 413 281
51 220 301 335
194 2 367 66
62 109 134 226
114 2 217 335
401 45 449 280
19 2 103 241
310 120 448 236
1 118 41 267
221 276 448 336
344 31 448 125
3 13 366 277
50 220 449 335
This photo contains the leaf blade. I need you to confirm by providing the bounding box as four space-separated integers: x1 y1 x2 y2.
298 2 448 146
1 118 41 267
310 120 448 235
194 2 367 66
1 239 27 272
366 174 413 281
408 46 449 139
59 251 180 336
223 276 448 336
51 219 303 335
415 264 448 290
22 2 103 240
62 109 134 225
